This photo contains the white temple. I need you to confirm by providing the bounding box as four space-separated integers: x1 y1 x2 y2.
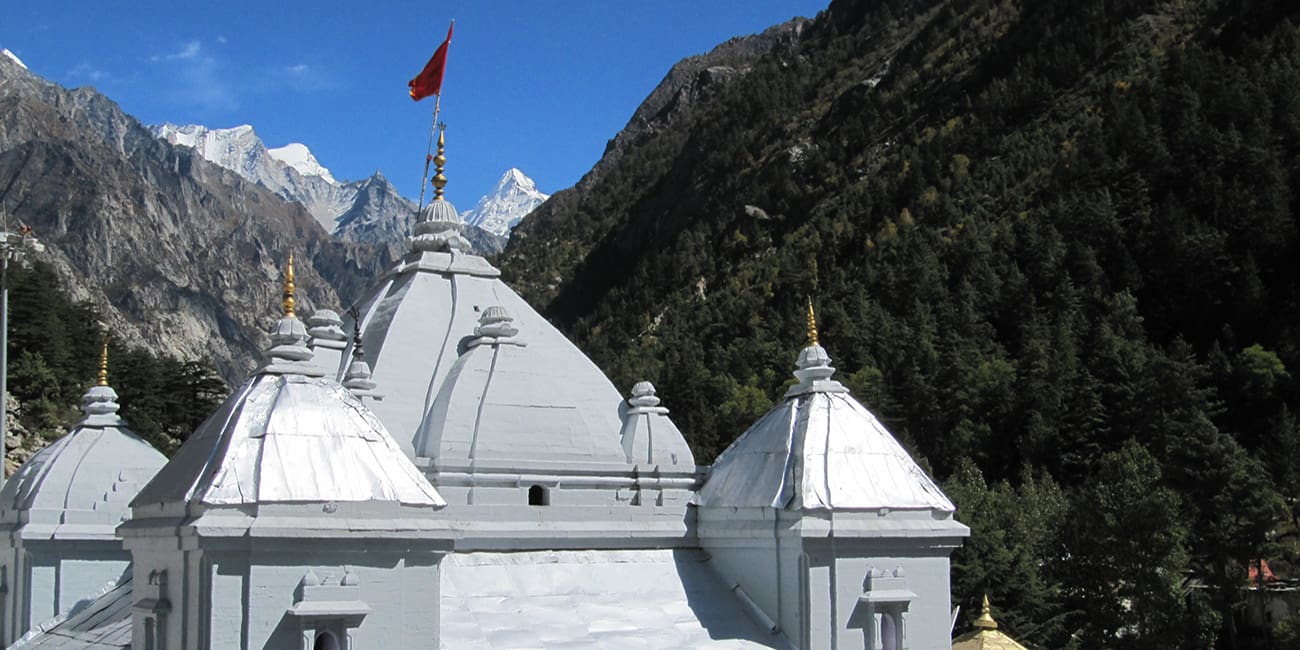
1 129 968 649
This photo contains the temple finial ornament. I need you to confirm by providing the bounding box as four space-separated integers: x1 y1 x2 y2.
806 297 819 347
283 252 297 318
974 594 999 630
431 124 448 201
349 306 365 360
97 335 109 386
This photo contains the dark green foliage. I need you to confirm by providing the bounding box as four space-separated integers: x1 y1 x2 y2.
5 261 227 453
500 0 1300 645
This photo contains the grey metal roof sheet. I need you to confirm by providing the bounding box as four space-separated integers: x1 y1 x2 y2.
10 568 132 649
131 373 444 508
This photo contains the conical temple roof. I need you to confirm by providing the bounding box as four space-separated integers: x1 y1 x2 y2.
0 344 166 535
132 263 443 509
697 324 954 511
951 596 1030 650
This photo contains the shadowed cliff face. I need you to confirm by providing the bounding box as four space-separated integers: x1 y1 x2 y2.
0 55 388 381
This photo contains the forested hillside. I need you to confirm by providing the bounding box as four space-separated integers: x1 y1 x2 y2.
500 0 1300 646
4 262 226 462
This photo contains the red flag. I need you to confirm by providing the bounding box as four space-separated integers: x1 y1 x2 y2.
409 22 453 101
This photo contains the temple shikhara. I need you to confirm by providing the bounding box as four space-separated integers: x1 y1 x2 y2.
0 130 969 649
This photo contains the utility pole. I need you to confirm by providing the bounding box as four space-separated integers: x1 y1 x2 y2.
0 210 42 481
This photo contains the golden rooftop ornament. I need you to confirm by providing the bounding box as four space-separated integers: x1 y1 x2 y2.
806 297 819 347
97 336 109 386
974 594 998 630
282 253 296 318
431 126 448 200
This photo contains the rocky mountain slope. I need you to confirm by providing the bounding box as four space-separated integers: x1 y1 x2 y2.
0 55 387 380
152 123 508 255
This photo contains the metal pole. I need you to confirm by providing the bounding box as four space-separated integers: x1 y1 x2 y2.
1 251 8 482
415 93 443 217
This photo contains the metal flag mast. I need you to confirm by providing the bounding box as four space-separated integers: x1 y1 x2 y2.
411 19 454 217
415 98 444 216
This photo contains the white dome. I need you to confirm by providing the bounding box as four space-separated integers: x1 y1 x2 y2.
133 316 444 508
415 306 632 470
0 383 165 535
697 344 954 512
346 251 663 469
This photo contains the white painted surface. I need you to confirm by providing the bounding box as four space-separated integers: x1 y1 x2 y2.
699 345 954 512
440 549 786 649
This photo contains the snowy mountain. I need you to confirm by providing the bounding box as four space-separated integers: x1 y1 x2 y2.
151 122 507 255
151 123 352 232
268 142 336 183
462 168 550 237
1 49 26 70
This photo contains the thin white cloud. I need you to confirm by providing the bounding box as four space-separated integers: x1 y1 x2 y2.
150 39 203 63
216 35 227 45
270 62 336 93
148 39 239 112
68 62 110 83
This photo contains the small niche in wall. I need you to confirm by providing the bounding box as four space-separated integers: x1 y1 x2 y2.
528 485 549 506
314 631 340 650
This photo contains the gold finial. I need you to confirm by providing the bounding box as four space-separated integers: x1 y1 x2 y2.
282 252 296 318
431 124 448 200
97 336 109 386
806 297 819 346
974 594 998 630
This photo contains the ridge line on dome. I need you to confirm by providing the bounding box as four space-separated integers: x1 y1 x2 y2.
59 427 105 511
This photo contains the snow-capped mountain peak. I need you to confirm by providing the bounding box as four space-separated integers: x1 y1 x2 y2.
462 168 550 238
267 143 336 184
151 122 349 232
1 49 27 70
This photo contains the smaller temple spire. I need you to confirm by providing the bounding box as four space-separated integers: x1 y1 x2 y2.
431 125 448 201
97 335 109 386
806 297 819 347
974 594 998 630
350 307 365 360
259 254 320 376
342 306 382 399
282 252 296 318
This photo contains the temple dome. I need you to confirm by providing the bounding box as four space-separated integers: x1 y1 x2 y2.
132 309 444 509
414 306 632 470
0 378 165 535
419 197 460 225
697 339 954 511
346 254 646 463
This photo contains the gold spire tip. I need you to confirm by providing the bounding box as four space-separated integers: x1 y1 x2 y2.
805 297 819 347
97 336 109 386
974 594 998 630
282 252 296 318
431 125 448 200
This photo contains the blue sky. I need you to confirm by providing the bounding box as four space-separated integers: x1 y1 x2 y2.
2 1 827 208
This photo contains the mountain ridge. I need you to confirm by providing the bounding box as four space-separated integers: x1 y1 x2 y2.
151 122 508 255
0 54 386 380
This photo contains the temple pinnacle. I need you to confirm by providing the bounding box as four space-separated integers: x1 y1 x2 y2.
431 125 448 201
282 252 296 318
806 297 819 347
97 335 109 386
974 594 998 630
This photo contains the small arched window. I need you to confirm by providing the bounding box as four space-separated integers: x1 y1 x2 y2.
528 485 549 506
314 631 340 650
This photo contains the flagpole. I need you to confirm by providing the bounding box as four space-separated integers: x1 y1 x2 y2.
415 94 442 216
